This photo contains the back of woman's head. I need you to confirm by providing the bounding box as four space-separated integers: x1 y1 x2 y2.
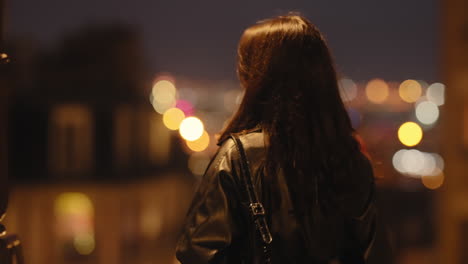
221 14 358 165
220 14 366 259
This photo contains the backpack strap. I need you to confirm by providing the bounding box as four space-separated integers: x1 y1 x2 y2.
229 134 273 263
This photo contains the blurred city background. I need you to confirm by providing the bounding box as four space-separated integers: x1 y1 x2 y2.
1 0 468 263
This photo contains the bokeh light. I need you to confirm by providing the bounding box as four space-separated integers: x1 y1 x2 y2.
163 108 185 130
151 98 176 114
432 153 445 173
152 80 176 99
176 100 195 116
392 149 445 178
186 131 210 152
426 83 445 106
0 53 10 63
54 192 95 246
392 149 407 174
54 192 94 217
365 78 389 104
73 233 95 255
399 79 422 103
398 122 423 147
339 78 358 102
415 101 439 125
401 149 426 176
151 80 177 114
421 170 444 189
179 117 204 141
419 152 437 176
188 153 211 176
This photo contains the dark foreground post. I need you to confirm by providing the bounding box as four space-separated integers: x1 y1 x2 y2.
0 0 25 263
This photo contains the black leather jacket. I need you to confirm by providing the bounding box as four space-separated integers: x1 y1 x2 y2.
176 130 376 264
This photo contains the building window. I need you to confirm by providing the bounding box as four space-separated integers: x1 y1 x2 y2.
49 104 93 175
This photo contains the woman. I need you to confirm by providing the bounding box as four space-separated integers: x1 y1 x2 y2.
176 14 377 263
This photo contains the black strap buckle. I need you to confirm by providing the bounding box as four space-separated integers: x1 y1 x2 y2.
230 134 273 262
249 203 265 216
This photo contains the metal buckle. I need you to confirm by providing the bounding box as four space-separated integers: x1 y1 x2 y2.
0 53 10 65
249 203 265 216
261 230 273 244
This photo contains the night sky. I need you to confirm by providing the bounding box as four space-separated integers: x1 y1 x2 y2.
8 0 439 82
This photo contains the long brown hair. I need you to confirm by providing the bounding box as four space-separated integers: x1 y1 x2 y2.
219 14 363 258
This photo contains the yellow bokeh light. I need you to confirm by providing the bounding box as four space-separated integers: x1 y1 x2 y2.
163 108 185 130
399 79 422 103
421 170 444 190
179 117 204 141
365 79 389 104
73 233 95 255
398 122 423 147
186 131 210 152
54 192 94 217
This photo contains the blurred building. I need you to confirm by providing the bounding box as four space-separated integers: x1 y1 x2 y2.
4 24 195 264
439 0 468 263
7 24 178 182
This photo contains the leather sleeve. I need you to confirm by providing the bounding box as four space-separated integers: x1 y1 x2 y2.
351 187 378 260
176 144 241 264
338 155 379 262
352 160 378 260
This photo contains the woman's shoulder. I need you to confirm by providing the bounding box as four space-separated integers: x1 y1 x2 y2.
211 129 266 182
217 128 266 156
